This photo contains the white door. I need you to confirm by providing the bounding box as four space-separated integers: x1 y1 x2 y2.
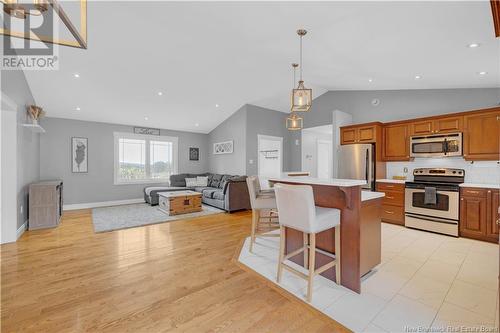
317 139 332 179
258 135 283 189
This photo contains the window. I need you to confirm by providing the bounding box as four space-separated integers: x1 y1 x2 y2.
114 132 178 184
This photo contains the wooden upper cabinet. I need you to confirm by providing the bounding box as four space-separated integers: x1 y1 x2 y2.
434 116 463 133
463 111 500 160
382 123 410 161
409 116 463 136
340 123 379 145
410 120 434 136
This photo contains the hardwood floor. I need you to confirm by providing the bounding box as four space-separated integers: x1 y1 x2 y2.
1 209 348 332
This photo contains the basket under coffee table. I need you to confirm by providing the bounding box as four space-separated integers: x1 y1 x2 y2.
157 190 202 216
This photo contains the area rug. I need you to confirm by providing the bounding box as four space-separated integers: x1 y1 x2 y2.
92 203 224 233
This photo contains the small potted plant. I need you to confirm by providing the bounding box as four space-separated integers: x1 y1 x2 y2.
27 105 45 125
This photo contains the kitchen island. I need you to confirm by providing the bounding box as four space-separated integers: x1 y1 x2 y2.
269 176 384 293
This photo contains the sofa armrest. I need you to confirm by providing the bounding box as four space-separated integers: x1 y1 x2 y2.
224 180 251 212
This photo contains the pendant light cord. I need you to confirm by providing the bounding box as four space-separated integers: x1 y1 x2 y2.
299 35 303 81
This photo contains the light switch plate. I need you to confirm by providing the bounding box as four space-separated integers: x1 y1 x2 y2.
249 159 254 164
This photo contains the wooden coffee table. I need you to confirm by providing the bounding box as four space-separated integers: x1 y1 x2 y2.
157 190 202 216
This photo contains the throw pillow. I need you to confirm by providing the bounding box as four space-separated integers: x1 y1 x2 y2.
196 176 209 187
185 177 198 187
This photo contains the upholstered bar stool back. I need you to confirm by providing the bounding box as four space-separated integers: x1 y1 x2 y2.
273 183 341 302
246 176 279 252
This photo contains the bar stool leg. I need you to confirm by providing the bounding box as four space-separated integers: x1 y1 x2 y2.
307 233 316 302
303 232 308 268
277 225 285 283
335 225 341 284
250 209 259 252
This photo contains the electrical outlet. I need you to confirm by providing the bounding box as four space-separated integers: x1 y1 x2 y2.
249 159 254 164
20 205 23 214
295 139 300 146
403 167 408 173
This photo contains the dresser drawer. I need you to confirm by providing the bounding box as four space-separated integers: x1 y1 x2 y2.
461 188 487 198
382 191 404 207
381 205 405 225
376 182 405 192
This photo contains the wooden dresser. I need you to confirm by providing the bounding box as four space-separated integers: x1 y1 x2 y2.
376 181 405 225
29 180 63 230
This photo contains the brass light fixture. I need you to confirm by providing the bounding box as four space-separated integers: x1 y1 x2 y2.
286 113 303 131
1 0 88 49
287 63 303 130
2 0 48 18
291 29 312 112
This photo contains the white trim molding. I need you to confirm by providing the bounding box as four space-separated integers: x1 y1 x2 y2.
16 221 27 240
63 198 144 211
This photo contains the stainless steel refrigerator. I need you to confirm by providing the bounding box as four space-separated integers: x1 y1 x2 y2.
337 144 375 190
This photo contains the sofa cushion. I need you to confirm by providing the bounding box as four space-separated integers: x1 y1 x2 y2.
209 174 223 188
203 188 218 199
194 186 211 193
218 174 231 189
212 190 225 201
170 173 189 187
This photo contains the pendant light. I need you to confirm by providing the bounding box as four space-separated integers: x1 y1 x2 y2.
291 29 312 112
287 63 303 130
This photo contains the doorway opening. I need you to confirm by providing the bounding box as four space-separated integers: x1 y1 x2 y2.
301 125 333 178
257 134 283 189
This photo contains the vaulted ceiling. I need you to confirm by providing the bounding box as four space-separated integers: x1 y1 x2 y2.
21 1 500 133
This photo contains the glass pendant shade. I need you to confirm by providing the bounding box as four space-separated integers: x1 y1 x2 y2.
291 80 312 112
286 113 303 131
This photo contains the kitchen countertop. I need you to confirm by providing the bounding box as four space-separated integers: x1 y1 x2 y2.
459 183 500 189
269 176 367 187
376 179 407 184
362 191 385 201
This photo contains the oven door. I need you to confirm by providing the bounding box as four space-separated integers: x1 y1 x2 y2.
405 188 459 220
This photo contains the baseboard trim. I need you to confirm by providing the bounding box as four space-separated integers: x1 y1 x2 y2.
63 198 144 211
16 220 27 239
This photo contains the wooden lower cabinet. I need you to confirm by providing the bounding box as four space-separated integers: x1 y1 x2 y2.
460 187 499 243
376 182 405 225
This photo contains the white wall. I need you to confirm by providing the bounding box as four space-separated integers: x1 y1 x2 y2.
301 126 333 178
332 110 353 178
387 158 500 185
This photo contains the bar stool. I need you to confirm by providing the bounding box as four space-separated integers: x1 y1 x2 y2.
273 183 341 302
246 176 279 252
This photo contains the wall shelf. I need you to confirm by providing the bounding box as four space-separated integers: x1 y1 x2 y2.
22 123 46 133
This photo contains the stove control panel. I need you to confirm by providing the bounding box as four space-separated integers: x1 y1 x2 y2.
413 168 465 177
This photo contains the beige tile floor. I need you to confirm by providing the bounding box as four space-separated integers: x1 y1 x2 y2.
239 223 499 332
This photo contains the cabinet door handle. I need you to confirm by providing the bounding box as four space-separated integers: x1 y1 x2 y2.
385 185 394 188
466 190 480 194
384 210 394 214
386 196 395 199
496 219 500 226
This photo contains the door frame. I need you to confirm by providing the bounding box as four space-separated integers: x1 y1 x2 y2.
316 139 332 178
257 134 283 177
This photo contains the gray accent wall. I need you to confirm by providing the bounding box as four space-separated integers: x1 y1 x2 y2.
2 69 40 230
208 105 247 175
39 117 209 205
245 104 293 176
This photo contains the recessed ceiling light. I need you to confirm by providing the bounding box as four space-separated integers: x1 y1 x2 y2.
144 116 149 120
73 73 80 78
195 123 199 127
75 107 81 111
467 43 480 48
478 71 487 75
368 78 373 83
414 75 422 80
215 104 219 108
157 92 163 96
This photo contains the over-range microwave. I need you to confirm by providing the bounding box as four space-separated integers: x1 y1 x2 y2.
410 133 462 158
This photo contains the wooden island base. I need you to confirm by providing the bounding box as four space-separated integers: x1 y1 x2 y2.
270 178 382 293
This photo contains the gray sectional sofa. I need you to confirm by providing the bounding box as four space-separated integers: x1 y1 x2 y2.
143 173 251 212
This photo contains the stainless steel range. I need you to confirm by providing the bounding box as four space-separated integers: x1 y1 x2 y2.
405 168 465 236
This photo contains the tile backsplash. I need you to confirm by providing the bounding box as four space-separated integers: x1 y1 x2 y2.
386 157 500 185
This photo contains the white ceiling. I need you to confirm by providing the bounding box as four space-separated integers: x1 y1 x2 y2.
23 1 500 134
